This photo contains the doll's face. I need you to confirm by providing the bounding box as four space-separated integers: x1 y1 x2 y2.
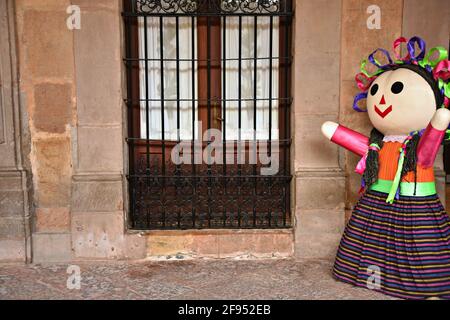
366 68 436 135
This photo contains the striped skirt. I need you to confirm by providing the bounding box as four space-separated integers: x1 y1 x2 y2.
333 190 450 299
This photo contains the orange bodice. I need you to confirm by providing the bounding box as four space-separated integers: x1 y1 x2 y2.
378 141 435 183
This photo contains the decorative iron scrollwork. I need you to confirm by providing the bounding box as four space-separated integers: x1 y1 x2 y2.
135 0 280 14
221 0 279 13
137 0 198 13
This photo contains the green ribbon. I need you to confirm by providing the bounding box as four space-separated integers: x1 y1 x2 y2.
386 146 405 203
418 46 448 68
445 129 450 141
360 59 383 78
444 82 450 98
370 179 436 197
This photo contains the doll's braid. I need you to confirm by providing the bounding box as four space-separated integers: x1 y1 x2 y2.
363 128 384 188
401 132 421 193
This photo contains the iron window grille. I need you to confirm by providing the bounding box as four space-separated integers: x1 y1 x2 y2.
123 0 293 230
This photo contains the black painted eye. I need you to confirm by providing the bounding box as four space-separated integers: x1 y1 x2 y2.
391 81 404 94
370 83 379 96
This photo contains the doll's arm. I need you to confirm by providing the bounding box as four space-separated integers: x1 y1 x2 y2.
321 121 369 157
417 108 450 168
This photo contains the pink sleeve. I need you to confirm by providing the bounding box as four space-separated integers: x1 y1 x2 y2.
417 123 445 168
330 125 369 157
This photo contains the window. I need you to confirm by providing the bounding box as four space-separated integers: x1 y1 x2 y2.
124 0 293 229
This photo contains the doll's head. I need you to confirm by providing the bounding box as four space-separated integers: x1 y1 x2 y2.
353 36 450 188
353 36 450 136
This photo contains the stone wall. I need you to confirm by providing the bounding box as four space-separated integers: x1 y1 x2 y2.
15 0 76 262
12 0 144 262
1 0 448 263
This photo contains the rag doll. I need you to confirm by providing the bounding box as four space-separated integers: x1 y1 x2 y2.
322 36 450 299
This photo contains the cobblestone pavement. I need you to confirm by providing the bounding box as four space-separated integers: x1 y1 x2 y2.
0 259 394 300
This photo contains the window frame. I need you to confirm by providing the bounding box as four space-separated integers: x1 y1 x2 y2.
123 0 293 230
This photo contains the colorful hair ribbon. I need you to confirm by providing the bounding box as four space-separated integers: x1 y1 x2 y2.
444 97 450 108
353 92 368 112
393 37 410 62
445 83 450 100
445 129 450 142
407 36 426 63
355 73 375 91
419 47 448 69
360 59 383 78
433 60 450 81
368 48 393 69
353 36 450 112
355 143 380 175
439 79 450 100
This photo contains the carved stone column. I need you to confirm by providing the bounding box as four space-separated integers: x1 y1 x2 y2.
0 0 32 263
293 0 346 259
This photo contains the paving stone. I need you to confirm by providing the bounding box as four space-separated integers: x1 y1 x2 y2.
0 259 396 300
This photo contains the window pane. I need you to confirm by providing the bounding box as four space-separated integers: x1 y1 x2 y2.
222 16 279 141
138 17 198 140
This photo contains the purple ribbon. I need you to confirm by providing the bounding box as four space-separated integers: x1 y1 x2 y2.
368 48 393 69
407 36 426 62
353 92 368 112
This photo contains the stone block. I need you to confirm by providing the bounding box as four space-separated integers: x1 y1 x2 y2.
436 172 446 207
124 234 147 260
0 190 24 217
71 211 125 259
295 0 341 54
296 209 345 235
217 233 254 257
218 231 294 258
0 239 26 262
294 0 341 116
295 232 342 260
74 9 122 126
0 172 23 191
33 83 72 134
340 0 403 81
294 114 340 170
0 217 25 239
33 138 71 207
346 153 364 206
147 234 195 257
145 230 294 258
76 126 123 173
192 234 219 257
295 174 346 210
72 0 119 10
22 9 74 79
344 0 402 11
402 0 449 50
32 232 72 263
71 179 123 212
35 207 70 233
17 0 71 10
294 52 341 115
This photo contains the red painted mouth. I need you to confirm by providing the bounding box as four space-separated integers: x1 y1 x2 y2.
374 105 393 118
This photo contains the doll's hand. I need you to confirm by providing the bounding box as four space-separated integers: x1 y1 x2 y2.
321 121 339 140
430 108 450 131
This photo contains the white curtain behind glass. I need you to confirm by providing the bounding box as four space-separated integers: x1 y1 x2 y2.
138 16 278 141
223 16 279 141
138 17 197 140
